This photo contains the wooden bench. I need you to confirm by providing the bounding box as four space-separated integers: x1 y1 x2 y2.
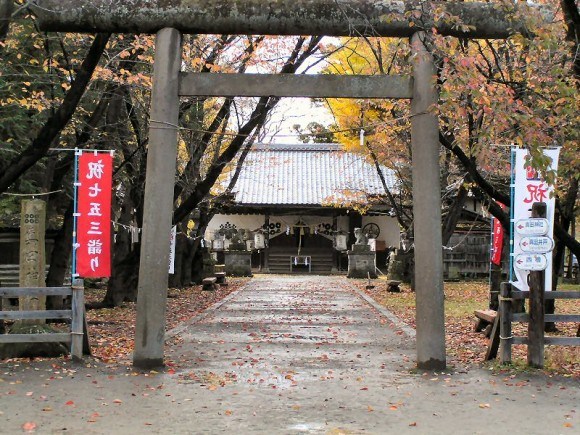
214 272 227 286
202 277 218 291
386 280 401 293
474 309 497 337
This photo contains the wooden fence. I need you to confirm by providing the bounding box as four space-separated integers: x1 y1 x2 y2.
0 281 85 360
499 283 580 365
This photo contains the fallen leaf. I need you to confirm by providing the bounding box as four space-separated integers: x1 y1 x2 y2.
113 399 123 404
65 400 75 406
225 410 232 416
21 422 37 432
390 405 398 411
563 423 573 428
479 403 491 409
409 422 417 427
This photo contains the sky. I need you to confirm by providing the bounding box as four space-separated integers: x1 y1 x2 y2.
263 97 335 144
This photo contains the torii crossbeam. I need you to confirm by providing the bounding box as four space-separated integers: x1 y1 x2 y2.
32 0 534 370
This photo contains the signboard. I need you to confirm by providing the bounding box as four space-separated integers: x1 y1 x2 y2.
520 236 554 253
515 218 549 236
510 148 559 292
515 254 548 271
76 152 113 278
168 226 176 274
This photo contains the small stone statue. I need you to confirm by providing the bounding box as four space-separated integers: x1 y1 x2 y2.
354 227 368 245
228 229 246 251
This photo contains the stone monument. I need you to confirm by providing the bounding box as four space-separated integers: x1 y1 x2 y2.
347 228 377 278
224 228 252 276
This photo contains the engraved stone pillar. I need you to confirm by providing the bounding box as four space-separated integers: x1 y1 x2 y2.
19 199 47 323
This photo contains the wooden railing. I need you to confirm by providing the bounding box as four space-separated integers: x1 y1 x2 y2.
499 283 580 365
0 281 85 360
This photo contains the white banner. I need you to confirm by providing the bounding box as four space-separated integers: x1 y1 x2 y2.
168 225 177 274
511 148 560 292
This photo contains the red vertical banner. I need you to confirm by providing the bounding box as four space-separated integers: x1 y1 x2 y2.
490 202 506 266
76 153 113 278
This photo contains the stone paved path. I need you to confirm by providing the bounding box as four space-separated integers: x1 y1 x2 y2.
0 275 578 434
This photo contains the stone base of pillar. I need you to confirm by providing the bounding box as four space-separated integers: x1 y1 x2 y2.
347 250 377 279
224 251 253 277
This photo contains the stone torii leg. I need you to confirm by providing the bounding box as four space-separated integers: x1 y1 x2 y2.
133 28 182 368
410 31 446 370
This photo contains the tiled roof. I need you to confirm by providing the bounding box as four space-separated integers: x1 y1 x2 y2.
227 143 398 206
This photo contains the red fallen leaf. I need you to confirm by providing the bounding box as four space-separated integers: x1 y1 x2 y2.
390 405 398 410
360 387 368 391
225 410 233 416
168 369 176 375
22 422 37 432
65 400 74 406
409 422 417 427
113 399 123 404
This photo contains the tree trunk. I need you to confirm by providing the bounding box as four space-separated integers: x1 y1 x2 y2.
181 238 196 286
442 182 468 246
548 177 579 331
190 239 205 285
103 248 140 306
45 201 74 309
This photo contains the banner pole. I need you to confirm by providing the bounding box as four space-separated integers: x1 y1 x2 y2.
71 148 81 279
508 147 516 287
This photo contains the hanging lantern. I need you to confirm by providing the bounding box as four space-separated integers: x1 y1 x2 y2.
335 234 347 251
254 232 265 249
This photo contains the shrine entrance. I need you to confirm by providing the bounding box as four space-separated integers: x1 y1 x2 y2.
33 0 527 370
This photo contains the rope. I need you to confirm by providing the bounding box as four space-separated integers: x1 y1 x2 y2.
1 190 63 197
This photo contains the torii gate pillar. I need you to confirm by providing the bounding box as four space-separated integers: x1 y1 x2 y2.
410 32 446 369
133 28 182 368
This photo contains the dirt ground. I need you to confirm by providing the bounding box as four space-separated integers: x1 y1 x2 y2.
1 276 578 434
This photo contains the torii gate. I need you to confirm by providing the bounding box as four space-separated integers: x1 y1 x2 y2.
33 0 530 370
